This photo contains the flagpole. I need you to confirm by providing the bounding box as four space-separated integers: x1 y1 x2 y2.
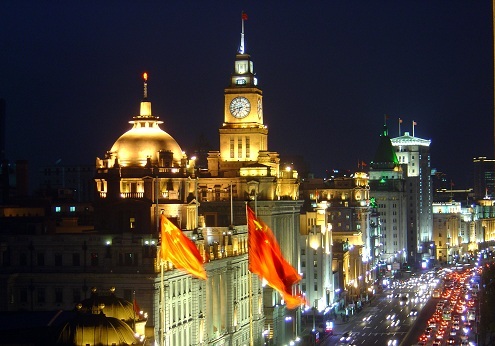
412 120 416 137
398 118 402 136
246 202 254 346
160 260 165 346
240 12 246 54
133 290 136 332
230 182 233 227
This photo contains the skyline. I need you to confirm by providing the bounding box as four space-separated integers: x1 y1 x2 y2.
0 1 493 189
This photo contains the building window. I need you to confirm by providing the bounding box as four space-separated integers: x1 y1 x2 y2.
143 245 152 258
91 253 99 266
120 253 137 266
20 288 28 303
69 206 76 212
55 206 61 212
55 287 63 304
19 253 27 266
238 138 242 157
54 253 62 266
37 288 45 304
230 137 234 158
245 137 250 158
72 253 80 266
73 288 81 303
37 253 45 266
130 217 135 229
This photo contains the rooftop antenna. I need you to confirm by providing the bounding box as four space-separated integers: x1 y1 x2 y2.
239 11 248 54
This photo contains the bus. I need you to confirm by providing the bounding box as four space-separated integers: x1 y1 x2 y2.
442 308 452 321
432 289 441 298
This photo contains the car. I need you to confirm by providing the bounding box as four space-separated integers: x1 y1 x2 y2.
386 313 397 320
410 308 418 316
450 329 457 336
447 337 455 344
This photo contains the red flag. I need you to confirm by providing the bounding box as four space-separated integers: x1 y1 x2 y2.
133 296 141 315
413 121 417 126
242 12 248 20
247 206 306 309
399 118 403 124
160 214 207 280
361 161 367 167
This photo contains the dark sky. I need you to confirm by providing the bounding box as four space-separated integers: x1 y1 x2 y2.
0 1 493 189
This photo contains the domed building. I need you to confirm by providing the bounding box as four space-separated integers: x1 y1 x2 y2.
94 73 200 235
55 311 144 346
77 287 147 338
106 73 183 168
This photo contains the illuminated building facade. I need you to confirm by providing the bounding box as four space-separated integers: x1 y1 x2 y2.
0 17 301 346
391 130 433 267
432 201 463 264
369 125 408 269
299 173 371 315
299 202 333 312
199 22 303 345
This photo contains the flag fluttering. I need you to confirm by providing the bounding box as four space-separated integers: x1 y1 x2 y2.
247 206 306 309
160 214 207 280
242 11 248 20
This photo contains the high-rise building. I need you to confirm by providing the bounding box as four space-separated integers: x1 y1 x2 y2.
369 125 408 270
391 131 433 267
473 156 495 200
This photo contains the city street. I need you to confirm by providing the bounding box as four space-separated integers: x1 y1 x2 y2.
301 266 480 346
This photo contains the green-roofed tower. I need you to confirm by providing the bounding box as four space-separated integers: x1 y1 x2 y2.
369 124 408 272
370 125 400 169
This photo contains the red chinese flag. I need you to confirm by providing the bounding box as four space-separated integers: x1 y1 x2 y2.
160 214 207 280
133 297 141 315
247 206 306 309
242 12 248 20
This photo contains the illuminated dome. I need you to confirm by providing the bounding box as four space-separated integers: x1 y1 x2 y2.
108 73 183 167
55 312 143 346
77 287 138 323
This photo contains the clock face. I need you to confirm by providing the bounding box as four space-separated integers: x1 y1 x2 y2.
230 96 251 119
257 98 263 119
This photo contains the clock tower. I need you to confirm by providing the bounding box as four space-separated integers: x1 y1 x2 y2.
219 14 268 162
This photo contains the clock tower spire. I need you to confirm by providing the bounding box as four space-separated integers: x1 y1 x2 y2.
218 12 267 162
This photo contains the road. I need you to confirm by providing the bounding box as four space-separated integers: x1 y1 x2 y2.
314 266 479 346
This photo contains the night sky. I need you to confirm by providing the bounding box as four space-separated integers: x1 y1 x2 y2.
1 1 493 189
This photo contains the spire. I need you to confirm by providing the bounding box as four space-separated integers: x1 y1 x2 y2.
139 72 152 117
239 11 248 54
143 72 148 100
